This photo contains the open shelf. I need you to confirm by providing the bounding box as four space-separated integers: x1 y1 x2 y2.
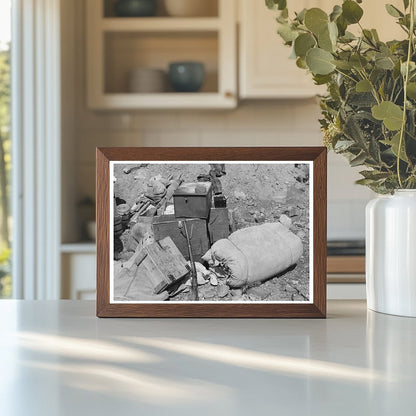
91 92 234 109
61 242 96 254
104 0 219 18
102 17 221 32
104 31 218 94
87 0 236 109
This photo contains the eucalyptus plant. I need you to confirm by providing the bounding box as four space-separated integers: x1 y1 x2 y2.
266 0 416 193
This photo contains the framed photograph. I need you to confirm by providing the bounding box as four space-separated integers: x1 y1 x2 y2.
96 147 327 318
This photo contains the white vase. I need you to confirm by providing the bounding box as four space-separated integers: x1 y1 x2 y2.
366 190 416 317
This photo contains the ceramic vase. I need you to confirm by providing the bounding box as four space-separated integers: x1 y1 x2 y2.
366 190 416 317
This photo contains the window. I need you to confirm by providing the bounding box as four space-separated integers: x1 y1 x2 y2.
0 0 11 298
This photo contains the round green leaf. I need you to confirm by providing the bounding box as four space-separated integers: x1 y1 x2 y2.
371 101 404 131
342 0 364 24
304 8 329 35
296 57 308 69
350 54 368 70
375 56 395 70
407 82 416 99
333 60 353 70
318 21 338 52
294 33 316 58
306 48 335 75
356 79 372 92
266 0 287 11
330 5 342 22
277 23 298 43
318 30 333 52
385 4 403 18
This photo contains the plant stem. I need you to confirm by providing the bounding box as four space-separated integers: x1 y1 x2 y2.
334 68 358 84
397 0 415 188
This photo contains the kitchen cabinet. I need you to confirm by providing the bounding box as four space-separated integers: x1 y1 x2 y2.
61 245 96 300
238 0 405 99
239 0 325 99
86 0 237 109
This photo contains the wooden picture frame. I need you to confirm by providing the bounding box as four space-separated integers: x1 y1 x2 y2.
96 147 327 318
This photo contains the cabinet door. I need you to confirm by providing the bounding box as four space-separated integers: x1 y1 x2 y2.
239 0 405 100
239 0 326 99
62 253 96 300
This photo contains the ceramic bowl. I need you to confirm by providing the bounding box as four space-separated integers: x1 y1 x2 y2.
168 62 205 92
164 0 217 17
114 0 158 17
128 68 167 93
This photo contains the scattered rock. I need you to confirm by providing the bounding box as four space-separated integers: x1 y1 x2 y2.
297 231 306 239
234 190 247 200
279 214 292 228
285 205 299 218
210 274 218 286
253 211 266 223
184 272 207 286
285 284 298 294
197 273 207 285
217 285 229 298
247 286 272 300
292 294 306 302
274 187 288 203
202 286 217 299
231 289 243 297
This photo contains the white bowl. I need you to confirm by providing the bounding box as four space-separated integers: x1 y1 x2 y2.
164 0 217 17
128 68 167 93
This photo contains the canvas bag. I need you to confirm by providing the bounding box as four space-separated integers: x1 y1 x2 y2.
202 222 303 288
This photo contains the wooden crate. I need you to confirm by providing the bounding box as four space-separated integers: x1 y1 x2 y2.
208 207 230 243
153 215 210 262
173 182 212 219
125 237 189 297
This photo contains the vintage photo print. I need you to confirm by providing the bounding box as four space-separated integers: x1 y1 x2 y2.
110 161 313 303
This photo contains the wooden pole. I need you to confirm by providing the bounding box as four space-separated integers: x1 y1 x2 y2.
181 220 198 301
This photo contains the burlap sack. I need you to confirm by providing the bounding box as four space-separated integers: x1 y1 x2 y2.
202 223 303 288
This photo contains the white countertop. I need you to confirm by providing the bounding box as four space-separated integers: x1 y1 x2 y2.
0 300 415 415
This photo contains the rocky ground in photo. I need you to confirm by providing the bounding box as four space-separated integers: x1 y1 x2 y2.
114 162 310 302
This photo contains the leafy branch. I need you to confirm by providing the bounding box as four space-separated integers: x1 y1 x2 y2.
266 0 416 193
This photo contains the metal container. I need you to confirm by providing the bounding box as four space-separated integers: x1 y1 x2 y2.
173 182 212 219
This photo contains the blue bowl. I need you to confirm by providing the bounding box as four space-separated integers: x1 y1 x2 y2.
114 0 158 17
168 62 205 93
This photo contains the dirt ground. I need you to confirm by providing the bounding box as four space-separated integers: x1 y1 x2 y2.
113 162 310 302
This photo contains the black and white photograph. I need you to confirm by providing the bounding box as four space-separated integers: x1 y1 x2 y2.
110 161 313 303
